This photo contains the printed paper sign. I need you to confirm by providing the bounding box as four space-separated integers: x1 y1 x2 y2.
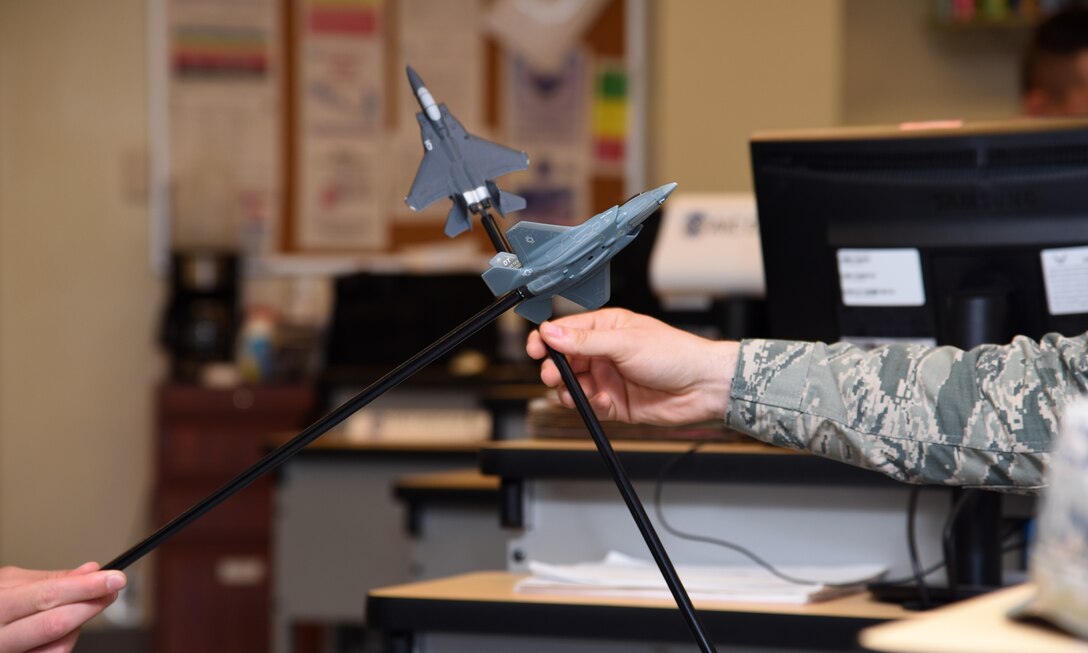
837 249 925 307
1041 246 1088 316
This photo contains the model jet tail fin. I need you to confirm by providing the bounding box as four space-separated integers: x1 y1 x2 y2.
483 180 526 217
496 190 526 217
444 203 472 238
482 259 554 322
559 267 611 310
482 253 523 295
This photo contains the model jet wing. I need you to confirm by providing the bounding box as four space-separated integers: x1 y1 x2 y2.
505 221 568 261
405 125 451 211
439 106 528 180
463 137 530 181
559 267 611 310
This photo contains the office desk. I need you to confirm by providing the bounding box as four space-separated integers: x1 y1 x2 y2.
272 437 499 653
479 439 950 582
367 571 915 652
860 584 1080 653
480 438 900 485
393 468 501 536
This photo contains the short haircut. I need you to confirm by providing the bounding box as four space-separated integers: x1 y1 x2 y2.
1021 5 1088 98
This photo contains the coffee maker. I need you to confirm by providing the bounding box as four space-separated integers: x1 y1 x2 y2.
160 250 239 382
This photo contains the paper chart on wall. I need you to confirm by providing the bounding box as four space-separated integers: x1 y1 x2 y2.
295 0 387 248
484 0 607 74
505 50 589 146
167 0 281 254
591 58 627 173
299 0 383 136
297 139 388 249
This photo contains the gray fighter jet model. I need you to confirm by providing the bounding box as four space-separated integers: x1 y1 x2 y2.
404 66 530 238
482 182 678 323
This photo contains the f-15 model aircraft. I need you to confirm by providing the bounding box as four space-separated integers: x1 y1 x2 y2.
404 66 530 238
482 182 678 323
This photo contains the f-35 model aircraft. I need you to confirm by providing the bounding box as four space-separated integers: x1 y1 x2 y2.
404 66 530 238
482 182 678 323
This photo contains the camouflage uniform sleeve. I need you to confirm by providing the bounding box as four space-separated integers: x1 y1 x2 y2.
725 332 1088 492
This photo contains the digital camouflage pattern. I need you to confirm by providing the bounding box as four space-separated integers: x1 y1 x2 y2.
1010 399 1088 635
726 332 1088 493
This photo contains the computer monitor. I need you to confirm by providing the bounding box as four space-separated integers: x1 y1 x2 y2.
750 118 1088 599
751 118 1088 349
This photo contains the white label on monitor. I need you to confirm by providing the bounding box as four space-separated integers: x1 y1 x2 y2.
1041 246 1088 316
837 249 925 307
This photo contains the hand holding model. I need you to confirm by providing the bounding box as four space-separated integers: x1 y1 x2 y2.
0 563 125 653
527 308 738 426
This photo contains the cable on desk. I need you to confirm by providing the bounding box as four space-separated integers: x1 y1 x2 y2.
652 440 868 588
906 486 932 609
941 488 980 598
879 538 1024 587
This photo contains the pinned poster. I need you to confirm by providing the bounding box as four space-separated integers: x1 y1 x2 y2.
506 145 590 226
297 140 388 249
592 59 626 171
167 0 281 254
298 0 384 136
172 24 269 79
505 51 588 145
294 0 388 249
484 0 607 75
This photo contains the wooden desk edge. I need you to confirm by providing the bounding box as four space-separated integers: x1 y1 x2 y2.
859 584 1082 653
394 468 500 491
269 431 484 453
481 438 790 456
368 571 916 621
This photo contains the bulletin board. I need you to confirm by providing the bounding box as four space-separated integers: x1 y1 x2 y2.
151 0 646 263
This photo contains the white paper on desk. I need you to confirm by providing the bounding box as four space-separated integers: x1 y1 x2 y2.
518 552 887 604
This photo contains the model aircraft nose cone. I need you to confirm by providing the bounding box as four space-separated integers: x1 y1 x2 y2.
406 65 424 91
653 182 678 204
618 182 678 229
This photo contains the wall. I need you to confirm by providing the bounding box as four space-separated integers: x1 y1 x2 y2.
649 0 845 191
843 0 1026 125
0 0 162 578
649 0 1029 192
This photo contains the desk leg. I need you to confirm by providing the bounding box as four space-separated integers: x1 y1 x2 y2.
404 500 423 537
500 478 523 529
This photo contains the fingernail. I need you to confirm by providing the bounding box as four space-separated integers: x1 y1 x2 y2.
541 322 564 339
106 572 126 592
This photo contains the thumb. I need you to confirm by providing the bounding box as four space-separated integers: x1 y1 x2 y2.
539 321 629 360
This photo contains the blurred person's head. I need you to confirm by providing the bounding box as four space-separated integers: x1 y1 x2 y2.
1022 6 1088 116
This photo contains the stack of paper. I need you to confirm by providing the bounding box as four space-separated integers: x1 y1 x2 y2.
516 552 887 604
